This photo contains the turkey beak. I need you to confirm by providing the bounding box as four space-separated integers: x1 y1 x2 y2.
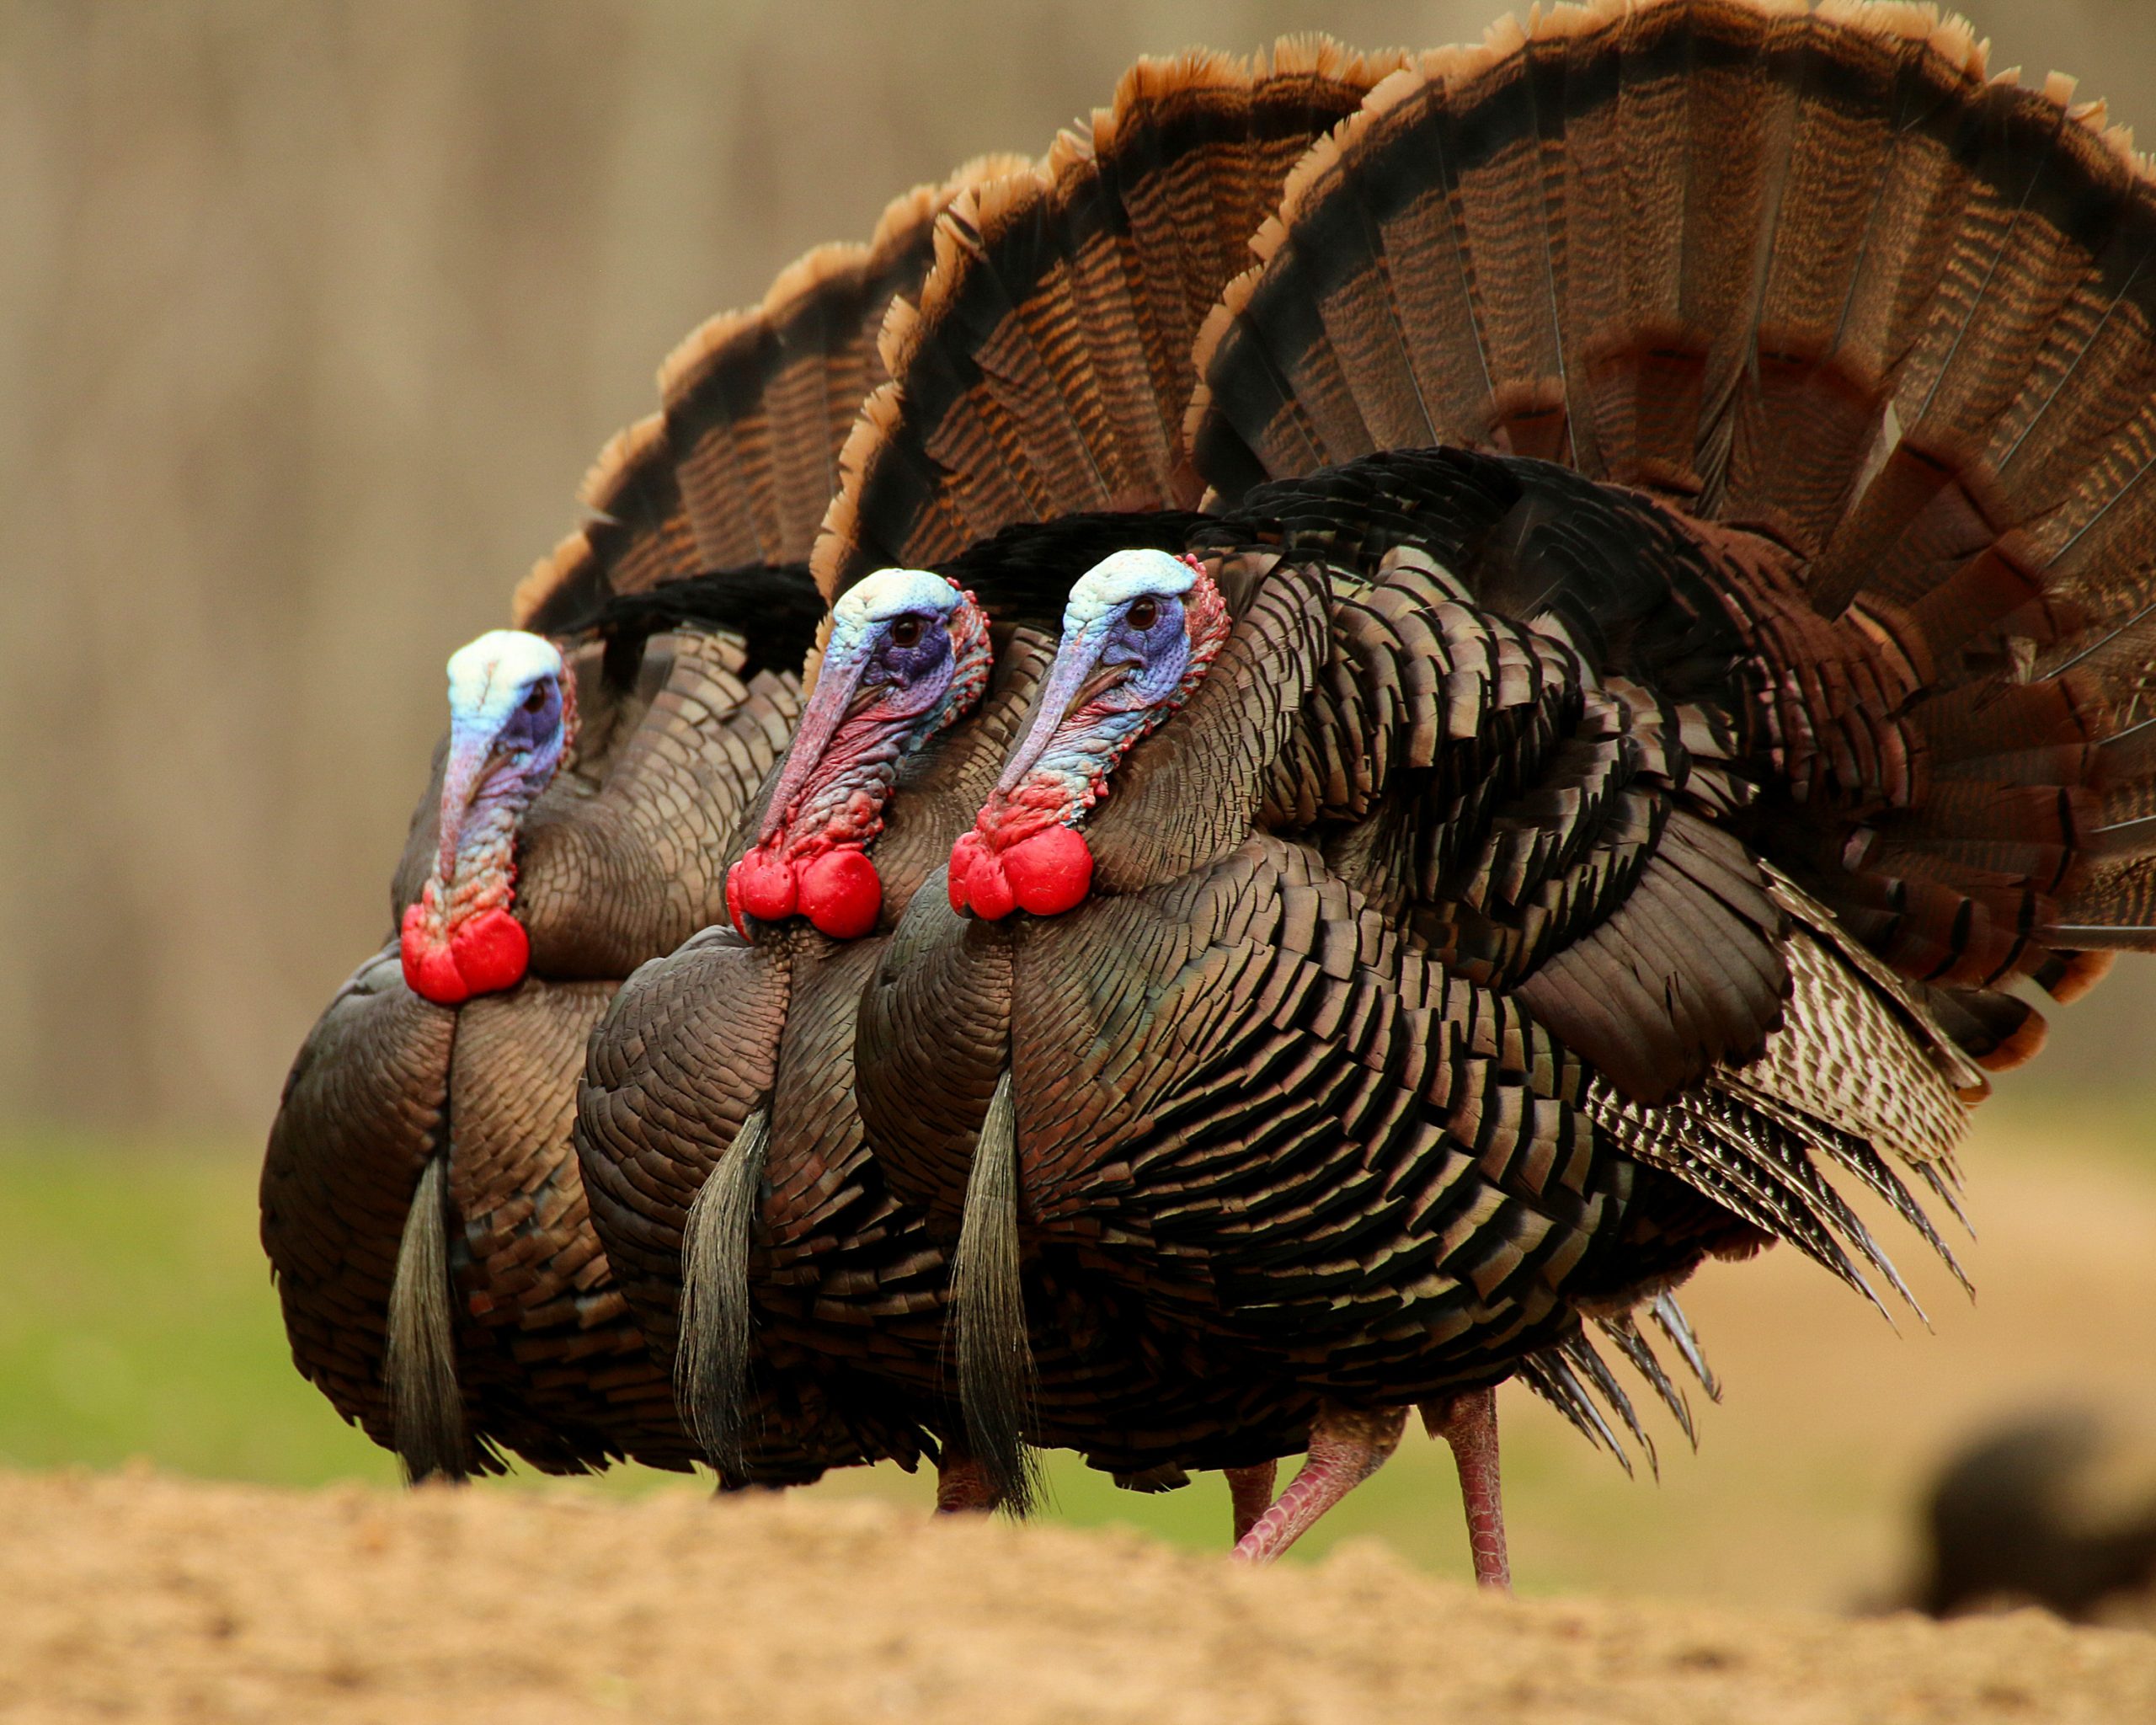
435 715 504 888
756 643 874 847
995 631 1113 798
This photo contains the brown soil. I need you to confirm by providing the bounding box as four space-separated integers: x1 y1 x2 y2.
3 1468 2151 1724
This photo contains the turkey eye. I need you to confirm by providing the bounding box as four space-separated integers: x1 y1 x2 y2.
1125 598 1160 632
888 616 925 649
523 683 550 713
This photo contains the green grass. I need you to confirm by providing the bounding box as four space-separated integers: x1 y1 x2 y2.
0 1128 1816 1591
0 1134 398 1487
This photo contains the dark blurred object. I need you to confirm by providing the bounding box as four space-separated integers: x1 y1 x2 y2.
1915 1411 2156 1624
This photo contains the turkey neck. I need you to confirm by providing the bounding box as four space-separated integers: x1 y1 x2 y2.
744 626 1048 1238
841 628 1058 1234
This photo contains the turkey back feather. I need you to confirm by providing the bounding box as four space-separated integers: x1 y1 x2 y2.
813 39 1411 601
1187 0 2156 1012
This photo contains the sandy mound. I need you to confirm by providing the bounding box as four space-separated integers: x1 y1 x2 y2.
4 1470 2152 1723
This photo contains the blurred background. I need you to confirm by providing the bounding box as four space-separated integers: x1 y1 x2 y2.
1 0 2152 1621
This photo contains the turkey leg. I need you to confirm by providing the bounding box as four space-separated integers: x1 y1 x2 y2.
935 1439 1000 1514
1225 1461 1279 1543
1229 1406 1406 1563
1422 1387 1511 1591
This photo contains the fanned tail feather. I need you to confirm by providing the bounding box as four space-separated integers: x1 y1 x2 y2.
812 39 1409 601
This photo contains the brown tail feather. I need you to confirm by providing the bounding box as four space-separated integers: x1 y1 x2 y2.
1187 0 2156 1003
659 159 1024 575
811 38 1407 601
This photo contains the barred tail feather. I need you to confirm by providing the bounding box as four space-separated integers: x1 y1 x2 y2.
513 165 1001 635
813 39 1406 601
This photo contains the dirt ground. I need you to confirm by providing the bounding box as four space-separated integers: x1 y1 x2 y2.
3 1468 2151 1725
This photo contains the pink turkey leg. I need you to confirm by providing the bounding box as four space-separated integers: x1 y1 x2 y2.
1422 1387 1511 1592
935 1443 999 1514
1225 1461 1279 1544
1230 1406 1406 1564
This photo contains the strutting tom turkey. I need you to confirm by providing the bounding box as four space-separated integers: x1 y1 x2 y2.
570 40 1413 1517
259 171 988 1481
794 0 2156 1578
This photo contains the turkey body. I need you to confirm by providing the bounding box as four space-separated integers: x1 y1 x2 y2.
263 626 806 1474
815 0 2156 1519
855 525 1795 1469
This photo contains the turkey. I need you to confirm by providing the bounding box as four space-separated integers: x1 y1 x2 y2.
571 41 1410 1520
789 0 2156 1583
259 171 976 1480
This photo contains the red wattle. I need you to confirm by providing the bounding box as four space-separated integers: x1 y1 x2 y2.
798 847 883 940
969 852 1017 921
1001 825 1093 916
947 831 988 914
724 863 750 939
732 847 798 926
450 907 531 996
399 905 470 1007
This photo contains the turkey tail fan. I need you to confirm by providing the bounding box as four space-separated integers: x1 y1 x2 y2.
948 1069 1043 1516
511 160 1016 636
812 37 1411 602
384 1152 471 1483
1188 0 2156 1011
674 1107 770 1478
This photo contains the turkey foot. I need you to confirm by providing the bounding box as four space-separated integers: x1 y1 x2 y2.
1422 1387 1511 1592
1229 1406 1406 1564
1225 1461 1278 1544
935 1443 999 1514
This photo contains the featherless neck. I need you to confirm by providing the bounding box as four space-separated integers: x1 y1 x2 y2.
972 704 1157 849
439 791 525 920
771 712 918 862
950 555 1230 921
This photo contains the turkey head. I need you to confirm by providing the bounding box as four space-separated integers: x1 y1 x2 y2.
727 567 990 940
951 548 1230 919
398 629 574 1005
